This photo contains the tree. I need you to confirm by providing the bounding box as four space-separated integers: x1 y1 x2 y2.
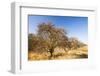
67 37 87 50
28 33 48 53
37 22 68 58
68 37 79 50
28 34 35 51
28 22 87 59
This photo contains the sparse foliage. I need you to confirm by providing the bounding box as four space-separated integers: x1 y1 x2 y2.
37 22 68 58
28 22 87 60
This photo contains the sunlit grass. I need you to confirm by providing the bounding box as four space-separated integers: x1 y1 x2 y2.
28 46 88 60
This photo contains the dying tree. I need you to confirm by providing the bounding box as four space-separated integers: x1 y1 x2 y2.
69 37 79 50
68 37 82 50
28 34 35 51
28 33 48 53
37 22 68 58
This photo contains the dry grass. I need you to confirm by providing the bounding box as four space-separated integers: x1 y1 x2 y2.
28 52 49 60
28 46 88 61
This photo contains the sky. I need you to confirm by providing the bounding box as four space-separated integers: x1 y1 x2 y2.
28 15 88 44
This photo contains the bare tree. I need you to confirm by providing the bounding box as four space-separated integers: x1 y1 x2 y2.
28 22 86 59
28 34 47 53
68 37 80 50
37 22 68 58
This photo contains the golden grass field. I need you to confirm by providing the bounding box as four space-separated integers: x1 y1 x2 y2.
28 46 88 61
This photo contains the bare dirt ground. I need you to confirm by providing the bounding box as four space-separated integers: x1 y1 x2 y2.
28 46 88 61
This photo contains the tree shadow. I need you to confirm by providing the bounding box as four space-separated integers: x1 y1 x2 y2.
76 54 88 58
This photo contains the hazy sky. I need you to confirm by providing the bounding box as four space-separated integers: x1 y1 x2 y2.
28 15 88 44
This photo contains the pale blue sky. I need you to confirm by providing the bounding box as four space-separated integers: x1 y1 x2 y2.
28 15 88 44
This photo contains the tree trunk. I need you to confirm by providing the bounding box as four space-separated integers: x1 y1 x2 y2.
49 48 54 59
